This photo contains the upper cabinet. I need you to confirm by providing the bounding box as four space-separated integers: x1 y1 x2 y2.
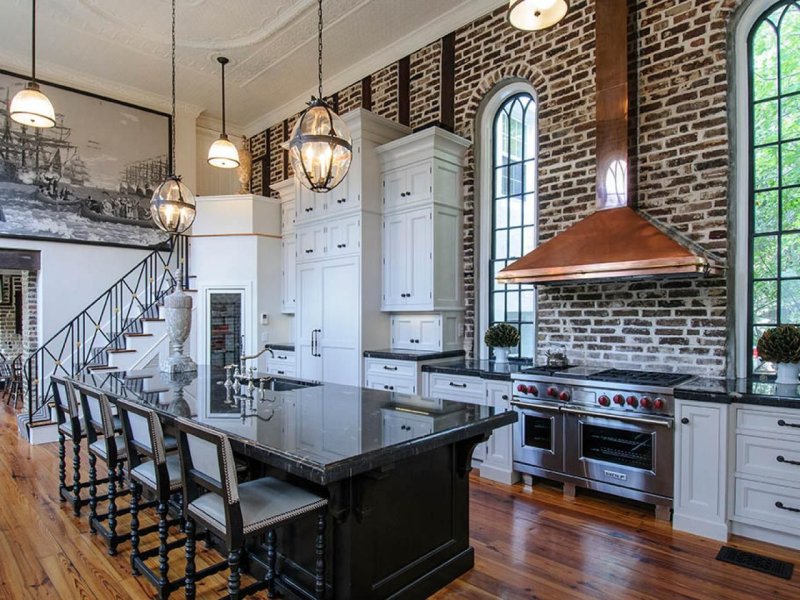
271 178 298 314
377 127 471 313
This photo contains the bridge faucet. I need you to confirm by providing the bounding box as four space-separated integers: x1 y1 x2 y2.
239 345 275 374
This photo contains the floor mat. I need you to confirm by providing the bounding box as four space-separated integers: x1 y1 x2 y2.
716 546 794 580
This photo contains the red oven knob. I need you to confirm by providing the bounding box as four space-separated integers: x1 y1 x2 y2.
530 386 539 396
547 387 559 398
559 390 571 402
640 396 652 409
517 384 528 394
653 398 665 410
598 395 610 406
626 395 638 407
613 394 625 405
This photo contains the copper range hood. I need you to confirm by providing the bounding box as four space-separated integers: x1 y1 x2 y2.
496 0 724 285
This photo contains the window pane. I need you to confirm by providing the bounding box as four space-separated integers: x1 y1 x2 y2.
783 187 800 230
509 163 523 196
524 161 537 194
783 94 800 139
781 280 800 322
520 324 534 358
495 112 509 165
509 196 523 227
755 145 779 189
754 100 779 145
495 197 508 229
752 280 778 324
521 290 535 321
495 166 508 197
495 229 508 260
783 233 800 276
524 104 537 160
524 193 536 225
493 292 506 322
783 141 800 186
780 6 800 95
523 226 536 254
755 190 779 233
753 235 778 279
509 228 522 258
752 20 778 101
507 292 520 321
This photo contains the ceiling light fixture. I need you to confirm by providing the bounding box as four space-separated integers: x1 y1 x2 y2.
150 0 196 235
507 0 568 31
207 56 240 169
10 0 56 128
287 0 352 193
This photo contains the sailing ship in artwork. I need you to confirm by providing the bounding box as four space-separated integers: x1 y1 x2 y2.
0 76 169 247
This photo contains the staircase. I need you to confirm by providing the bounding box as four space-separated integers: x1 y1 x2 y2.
20 235 193 443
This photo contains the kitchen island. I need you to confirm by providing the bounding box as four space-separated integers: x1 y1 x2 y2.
74 367 515 600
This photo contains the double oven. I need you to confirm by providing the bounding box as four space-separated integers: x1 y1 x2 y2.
511 368 686 517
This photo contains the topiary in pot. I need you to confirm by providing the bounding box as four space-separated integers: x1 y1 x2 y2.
484 323 520 363
757 324 800 384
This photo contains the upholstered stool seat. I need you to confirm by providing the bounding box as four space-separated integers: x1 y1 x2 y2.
89 435 127 462
130 454 183 493
57 418 84 438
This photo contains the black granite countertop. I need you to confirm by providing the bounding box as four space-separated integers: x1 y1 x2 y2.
265 343 295 352
421 359 532 381
675 376 800 409
363 349 466 362
72 367 514 485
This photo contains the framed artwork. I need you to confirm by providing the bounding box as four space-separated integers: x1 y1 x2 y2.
0 69 171 249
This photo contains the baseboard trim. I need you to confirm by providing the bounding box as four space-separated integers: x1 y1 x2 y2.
673 512 729 542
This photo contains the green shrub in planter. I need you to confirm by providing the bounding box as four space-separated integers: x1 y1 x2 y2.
484 323 520 348
757 324 800 364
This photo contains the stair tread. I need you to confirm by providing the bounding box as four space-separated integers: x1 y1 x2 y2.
29 420 57 429
124 333 153 337
87 365 118 371
107 348 137 354
141 318 165 322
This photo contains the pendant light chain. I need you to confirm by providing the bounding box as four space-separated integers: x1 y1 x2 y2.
171 0 177 173
317 0 324 100
31 0 37 82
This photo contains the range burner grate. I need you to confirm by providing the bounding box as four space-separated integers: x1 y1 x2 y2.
520 365 572 376
587 368 692 387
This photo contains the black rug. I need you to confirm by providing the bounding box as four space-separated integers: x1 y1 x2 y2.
716 546 794 580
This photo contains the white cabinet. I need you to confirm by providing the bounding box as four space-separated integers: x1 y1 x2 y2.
327 215 361 257
480 381 520 485
281 199 296 234
673 400 729 541
731 405 800 550
381 409 434 445
390 313 462 352
377 127 470 313
281 237 296 313
296 223 326 262
265 349 296 377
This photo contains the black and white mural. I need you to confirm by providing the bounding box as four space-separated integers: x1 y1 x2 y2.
0 70 170 248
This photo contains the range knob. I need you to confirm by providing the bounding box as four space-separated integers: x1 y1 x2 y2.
598 394 611 407
640 396 652 409
530 386 539 396
653 398 665 411
517 384 528 394
558 390 571 402
547 387 559 398
626 395 638 408
613 394 625 405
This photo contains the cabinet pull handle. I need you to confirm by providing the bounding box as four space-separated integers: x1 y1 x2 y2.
277 370 285 375
777 455 800 466
778 419 800 428
278 355 286 360
449 382 468 388
681 417 690 425
383 366 398 371
775 501 800 513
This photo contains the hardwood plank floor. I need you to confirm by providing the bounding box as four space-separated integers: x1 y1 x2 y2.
1 404 799 599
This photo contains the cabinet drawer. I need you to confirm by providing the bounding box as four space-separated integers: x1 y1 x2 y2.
737 434 800 483
267 365 296 377
737 407 800 438
267 351 296 365
428 373 485 402
365 374 416 395
735 477 800 533
364 358 416 380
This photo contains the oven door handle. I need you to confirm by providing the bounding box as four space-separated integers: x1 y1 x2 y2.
560 406 673 429
511 400 563 411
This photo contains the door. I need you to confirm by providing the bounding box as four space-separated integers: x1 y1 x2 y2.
281 237 296 313
382 212 407 308
406 208 433 309
207 290 244 368
296 263 322 381
320 258 360 385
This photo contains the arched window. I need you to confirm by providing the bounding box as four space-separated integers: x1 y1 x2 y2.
740 1 800 375
479 85 538 359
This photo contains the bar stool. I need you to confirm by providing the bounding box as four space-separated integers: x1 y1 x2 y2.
176 419 329 600
52 376 100 516
115 396 198 600
76 383 131 555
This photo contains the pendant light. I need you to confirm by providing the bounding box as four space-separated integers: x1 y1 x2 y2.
287 0 352 193
507 0 568 31
10 0 56 128
207 56 240 169
150 0 196 234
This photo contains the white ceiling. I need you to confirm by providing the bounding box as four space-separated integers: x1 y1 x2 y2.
0 0 505 134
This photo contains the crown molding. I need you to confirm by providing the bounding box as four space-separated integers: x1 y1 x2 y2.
244 0 507 135
0 50 204 117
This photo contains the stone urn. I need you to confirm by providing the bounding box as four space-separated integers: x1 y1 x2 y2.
160 268 197 374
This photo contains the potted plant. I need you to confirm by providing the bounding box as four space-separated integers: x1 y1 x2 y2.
757 325 800 384
484 323 520 363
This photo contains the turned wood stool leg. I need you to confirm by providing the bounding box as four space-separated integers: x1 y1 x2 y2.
266 529 277 598
157 500 170 586
184 518 197 600
71 439 82 516
57 431 66 501
228 548 242 600
106 463 118 555
88 452 98 532
129 480 141 575
315 512 326 599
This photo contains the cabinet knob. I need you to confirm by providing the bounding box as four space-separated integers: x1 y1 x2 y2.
400 192 406 197
406 191 411 196
502 395 509 400
681 417 690 425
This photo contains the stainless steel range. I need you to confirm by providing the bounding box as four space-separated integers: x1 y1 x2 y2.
511 366 693 520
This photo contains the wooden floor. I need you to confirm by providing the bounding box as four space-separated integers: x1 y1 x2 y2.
2 406 800 600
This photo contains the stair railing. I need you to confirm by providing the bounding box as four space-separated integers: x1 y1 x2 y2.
24 234 190 425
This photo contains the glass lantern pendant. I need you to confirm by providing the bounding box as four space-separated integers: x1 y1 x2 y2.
151 0 196 234
208 56 240 169
507 0 568 31
288 0 352 192
11 0 56 128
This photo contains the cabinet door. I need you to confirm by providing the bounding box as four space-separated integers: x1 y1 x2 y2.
673 400 729 541
320 259 360 385
327 215 361 257
281 237 296 313
406 208 433 309
296 263 323 381
406 161 433 205
296 225 325 261
382 212 408 309
416 315 442 351
390 316 418 349
326 175 354 215
481 382 519 484
281 200 296 234
383 169 407 211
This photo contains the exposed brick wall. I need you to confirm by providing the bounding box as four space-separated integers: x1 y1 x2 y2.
0 275 22 358
247 0 740 376
338 81 362 114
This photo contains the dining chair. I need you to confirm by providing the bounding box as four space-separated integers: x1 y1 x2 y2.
176 418 329 600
